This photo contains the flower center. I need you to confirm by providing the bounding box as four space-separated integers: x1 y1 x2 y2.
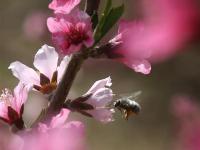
66 26 88 45
33 71 58 94
0 89 13 106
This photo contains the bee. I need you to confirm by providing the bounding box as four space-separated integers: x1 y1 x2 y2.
113 91 141 120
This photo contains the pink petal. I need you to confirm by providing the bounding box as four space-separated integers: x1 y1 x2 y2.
47 17 64 33
33 44 58 80
38 123 49 133
83 31 94 47
13 82 31 113
86 77 112 94
125 59 151 75
9 61 40 86
49 0 81 14
0 102 9 120
50 108 70 128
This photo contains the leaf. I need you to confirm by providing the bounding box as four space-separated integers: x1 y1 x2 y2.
94 3 124 43
100 4 124 39
91 11 99 29
94 0 113 41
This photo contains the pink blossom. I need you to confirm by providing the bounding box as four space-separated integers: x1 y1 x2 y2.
9 44 70 94
0 82 30 125
84 77 115 123
47 9 94 55
110 21 151 74
171 96 200 150
23 11 48 41
0 126 24 150
110 0 200 74
49 0 81 14
21 109 85 150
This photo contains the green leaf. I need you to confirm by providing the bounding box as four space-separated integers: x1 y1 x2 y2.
91 11 99 29
100 4 124 39
104 0 112 16
94 0 113 42
94 3 124 43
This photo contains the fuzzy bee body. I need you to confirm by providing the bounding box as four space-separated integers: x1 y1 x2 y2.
114 93 141 120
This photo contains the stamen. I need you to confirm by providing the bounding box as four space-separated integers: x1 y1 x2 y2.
0 89 13 106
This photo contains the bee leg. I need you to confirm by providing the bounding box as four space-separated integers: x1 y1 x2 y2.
124 110 128 120
125 110 133 120
117 108 125 119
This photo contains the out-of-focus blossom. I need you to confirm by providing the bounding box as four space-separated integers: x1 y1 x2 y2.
0 126 24 150
23 11 48 41
171 96 200 150
9 44 70 94
21 109 85 150
110 20 151 74
47 9 94 55
110 0 200 74
0 82 30 126
49 0 81 14
84 77 115 123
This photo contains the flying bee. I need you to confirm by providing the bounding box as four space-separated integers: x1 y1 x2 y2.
113 91 142 120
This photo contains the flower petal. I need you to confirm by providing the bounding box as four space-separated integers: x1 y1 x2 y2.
87 88 113 107
125 59 151 75
88 109 115 123
57 55 70 82
33 44 58 79
0 102 9 120
13 82 31 113
47 17 64 33
9 61 40 85
49 0 81 14
86 77 112 94
50 108 70 128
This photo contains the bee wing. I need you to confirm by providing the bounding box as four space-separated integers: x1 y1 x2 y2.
119 91 142 100
127 91 142 100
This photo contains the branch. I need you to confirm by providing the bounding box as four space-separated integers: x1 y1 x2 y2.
48 52 87 114
89 42 122 58
85 0 100 16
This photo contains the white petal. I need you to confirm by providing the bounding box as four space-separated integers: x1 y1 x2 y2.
88 109 114 123
57 56 70 82
13 82 31 113
9 61 40 85
87 88 113 107
33 44 58 79
86 77 112 94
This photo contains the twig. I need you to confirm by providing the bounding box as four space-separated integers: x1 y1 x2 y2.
48 52 86 114
89 42 122 58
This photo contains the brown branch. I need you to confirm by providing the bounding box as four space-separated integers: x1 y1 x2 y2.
38 0 102 123
89 42 122 58
48 52 87 115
